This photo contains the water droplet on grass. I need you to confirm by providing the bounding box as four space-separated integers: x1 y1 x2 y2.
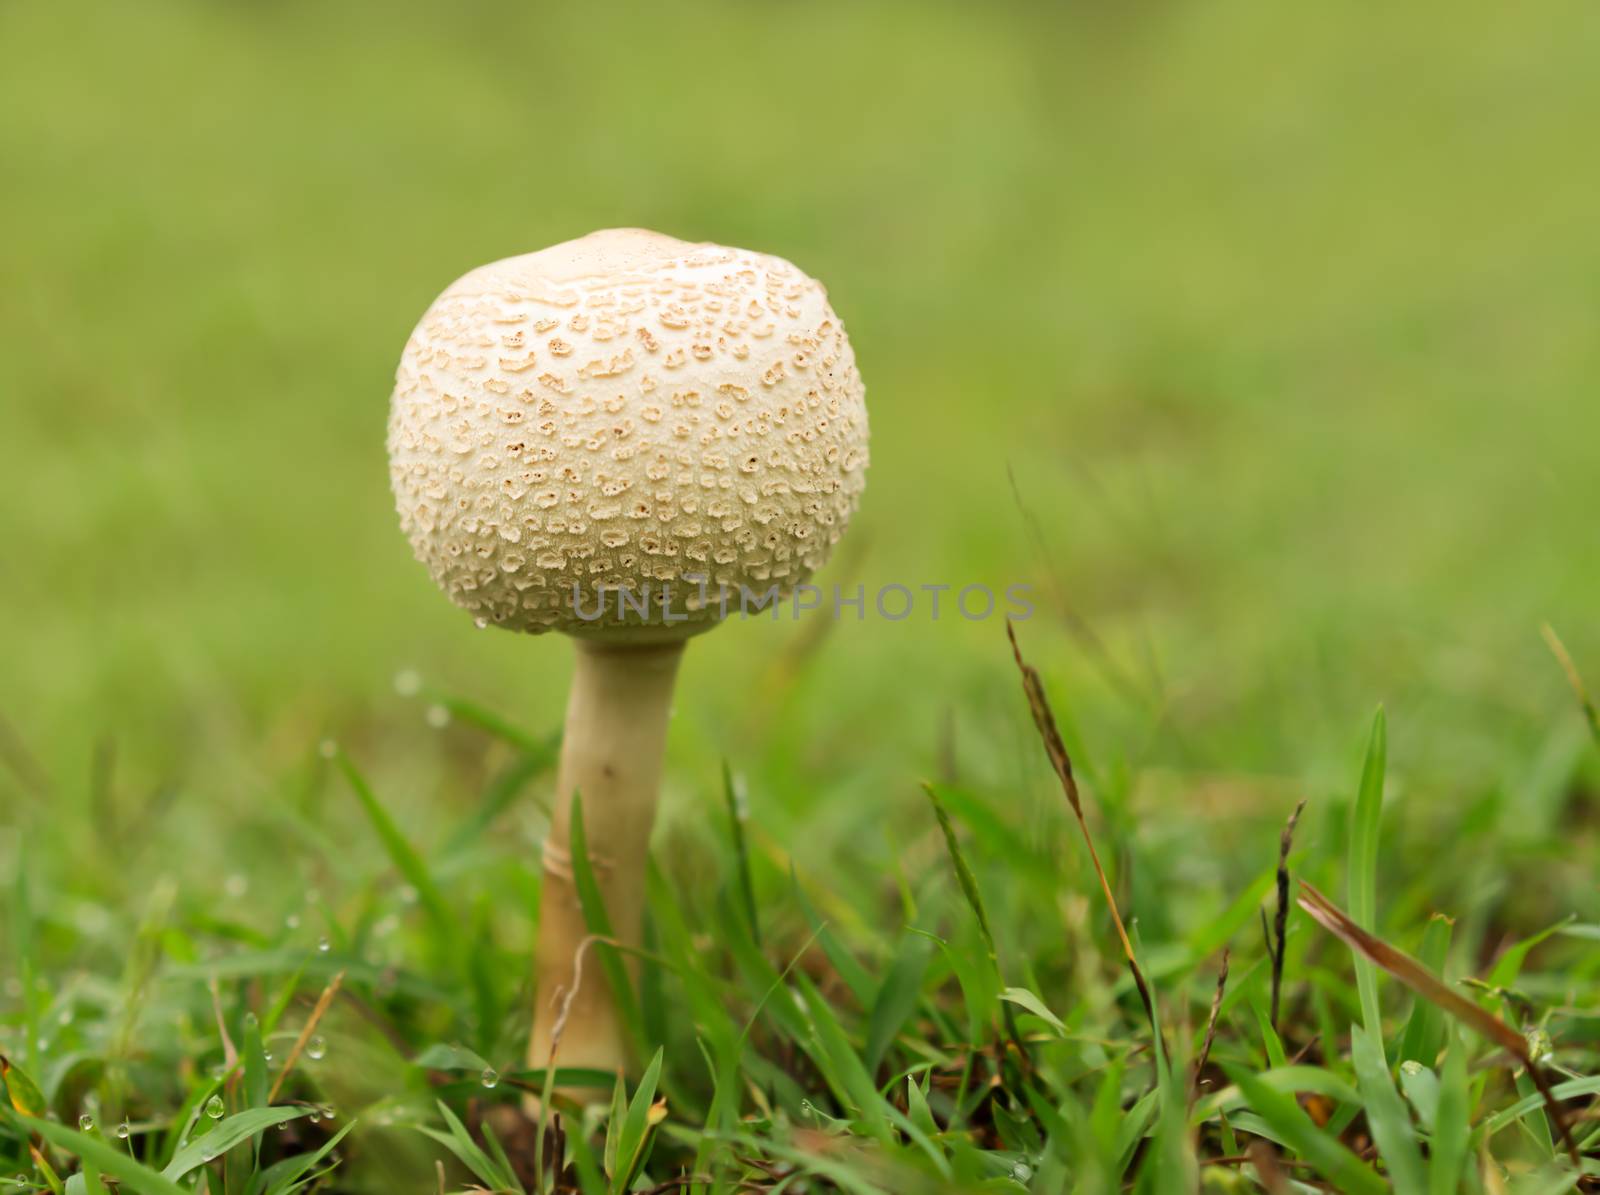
78 1114 94 1131
307 1036 327 1060
205 1096 225 1120
116 1121 130 1140
425 704 450 729
317 936 331 954
480 1068 499 1089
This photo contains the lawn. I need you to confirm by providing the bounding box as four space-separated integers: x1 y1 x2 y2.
2 0 1599 1191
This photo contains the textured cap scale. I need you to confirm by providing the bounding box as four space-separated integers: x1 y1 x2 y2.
388 228 869 640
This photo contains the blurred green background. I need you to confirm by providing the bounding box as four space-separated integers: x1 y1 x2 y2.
2 0 1597 864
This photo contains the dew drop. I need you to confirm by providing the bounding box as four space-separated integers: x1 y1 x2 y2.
317 936 331 954
425 704 451 729
205 1096 225 1120
1010 1162 1033 1182
78 1114 94 1131
480 1068 499 1089
116 1121 130 1140
285 913 301 931
473 616 489 630
307 1036 327 1061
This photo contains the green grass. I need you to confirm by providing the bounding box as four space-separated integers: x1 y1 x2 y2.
3 0 1600 1190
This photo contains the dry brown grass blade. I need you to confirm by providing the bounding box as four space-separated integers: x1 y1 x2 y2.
1248 1139 1291 1195
267 969 345 1103
1005 619 1156 1035
1297 881 1577 1164
1270 800 1307 1030
1190 948 1230 1110
1543 623 1600 745
209 977 239 1077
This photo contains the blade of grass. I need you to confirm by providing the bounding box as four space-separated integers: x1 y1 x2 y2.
792 869 874 1006
418 1101 516 1192
721 762 760 947
922 782 1028 1073
1349 709 1386 1039
1224 1065 1388 1195
1005 621 1157 1039
334 749 453 947
1270 800 1306 1031
1351 1021 1427 1195
440 737 559 857
1190 949 1229 1109
10 1115 187 1195
241 1012 269 1109
267 969 344 1103
1542 624 1599 744
427 692 544 753
254 1120 355 1195
1399 914 1455 1065
1297 880 1577 1163
864 932 933 1072
161 1108 312 1180
2 1055 47 1117
611 1047 664 1193
1433 1030 1465 1195
567 792 646 1062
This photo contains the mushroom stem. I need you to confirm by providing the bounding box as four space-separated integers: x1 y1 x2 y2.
529 637 685 1084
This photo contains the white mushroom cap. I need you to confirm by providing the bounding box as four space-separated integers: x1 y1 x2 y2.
388 228 869 641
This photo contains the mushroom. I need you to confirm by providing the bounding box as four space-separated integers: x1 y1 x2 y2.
386 228 869 1080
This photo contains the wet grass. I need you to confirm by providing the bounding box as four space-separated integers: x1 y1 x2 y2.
3 629 1598 1192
